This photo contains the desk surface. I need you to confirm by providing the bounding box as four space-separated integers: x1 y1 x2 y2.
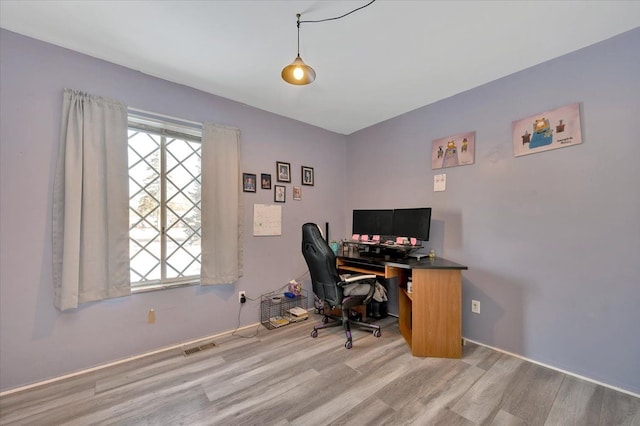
337 254 467 270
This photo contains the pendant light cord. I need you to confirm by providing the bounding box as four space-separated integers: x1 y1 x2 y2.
283 0 375 85
296 14 302 55
299 0 376 25
295 0 376 53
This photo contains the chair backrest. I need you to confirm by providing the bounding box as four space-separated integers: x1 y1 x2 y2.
301 223 342 307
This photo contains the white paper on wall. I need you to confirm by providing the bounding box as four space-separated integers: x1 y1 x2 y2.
434 174 446 192
253 204 282 236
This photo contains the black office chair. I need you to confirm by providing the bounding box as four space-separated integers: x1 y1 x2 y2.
301 223 381 349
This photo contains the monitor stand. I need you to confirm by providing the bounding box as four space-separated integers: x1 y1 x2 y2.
407 252 428 260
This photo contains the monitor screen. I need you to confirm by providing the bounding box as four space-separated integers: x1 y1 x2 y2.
392 208 432 241
352 209 394 236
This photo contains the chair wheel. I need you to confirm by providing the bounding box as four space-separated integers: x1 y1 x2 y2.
345 340 353 349
322 316 329 324
311 330 318 338
373 329 382 338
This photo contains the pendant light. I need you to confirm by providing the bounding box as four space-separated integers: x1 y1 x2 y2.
281 14 316 85
281 1 376 86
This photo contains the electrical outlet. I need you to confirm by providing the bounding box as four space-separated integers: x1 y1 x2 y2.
238 291 246 304
471 300 480 314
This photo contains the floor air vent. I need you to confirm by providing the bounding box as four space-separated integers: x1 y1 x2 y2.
183 341 216 356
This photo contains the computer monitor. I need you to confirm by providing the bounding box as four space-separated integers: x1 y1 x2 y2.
392 208 432 241
352 209 394 236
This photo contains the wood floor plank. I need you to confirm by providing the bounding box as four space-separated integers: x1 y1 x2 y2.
394 363 486 425
50 351 257 425
61 384 209 426
1 313 638 426
544 375 604 425
462 342 502 371
500 362 565 425
450 353 525 424
289 354 415 425
235 363 361 426
201 368 322 425
599 387 640 426
113 385 211 426
0 348 181 414
0 386 96 425
94 353 224 393
425 408 477 426
327 395 396 426
491 409 529 425
372 356 458 411
203 336 337 402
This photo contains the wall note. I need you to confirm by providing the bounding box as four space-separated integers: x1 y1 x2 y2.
253 204 282 236
434 174 446 192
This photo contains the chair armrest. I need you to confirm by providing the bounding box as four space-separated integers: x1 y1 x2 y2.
340 274 377 301
341 274 376 284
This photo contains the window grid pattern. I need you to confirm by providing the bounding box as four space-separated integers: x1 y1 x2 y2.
128 128 201 288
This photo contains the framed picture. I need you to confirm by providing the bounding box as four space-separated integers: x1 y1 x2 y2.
276 161 291 182
512 102 582 157
261 173 271 189
242 173 256 192
293 186 302 200
431 131 475 170
301 166 314 186
274 185 286 203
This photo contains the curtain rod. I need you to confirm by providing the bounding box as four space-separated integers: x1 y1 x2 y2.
127 107 202 127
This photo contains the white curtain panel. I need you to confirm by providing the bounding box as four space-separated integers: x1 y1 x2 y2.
200 122 243 284
52 89 130 311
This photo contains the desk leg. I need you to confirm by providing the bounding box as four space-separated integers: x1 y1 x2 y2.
398 287 412 351
410 269 462 358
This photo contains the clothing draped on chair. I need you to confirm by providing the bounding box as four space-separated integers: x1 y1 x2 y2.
52 89 130 311
200 122 243 285
301 223 381 349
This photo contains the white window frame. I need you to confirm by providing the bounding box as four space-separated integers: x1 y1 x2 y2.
127 114 202 292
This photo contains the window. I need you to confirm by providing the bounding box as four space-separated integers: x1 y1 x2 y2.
127 115 202 290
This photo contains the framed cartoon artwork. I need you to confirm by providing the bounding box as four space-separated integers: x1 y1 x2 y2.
261 173 271 189
431 132 476 170
274 185 286 203
431 131 475 170
276 161 291 183
242 173 256 192
301 166 314 186
512 103 582 157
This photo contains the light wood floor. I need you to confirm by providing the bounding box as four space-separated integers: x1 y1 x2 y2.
1 314 639 425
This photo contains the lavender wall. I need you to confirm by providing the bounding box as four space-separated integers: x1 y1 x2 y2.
2 27 639 395
346 28 640 394
0 29 347 391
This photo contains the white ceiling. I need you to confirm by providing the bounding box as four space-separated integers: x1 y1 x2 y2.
1 1 639 135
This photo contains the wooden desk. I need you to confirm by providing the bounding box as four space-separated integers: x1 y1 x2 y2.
337 254 467 358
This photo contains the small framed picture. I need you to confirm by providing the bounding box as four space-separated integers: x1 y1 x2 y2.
261 173 271 189
293 186 302 200
274 185 286 203
302 166 314 186
276 161 291 183
242 173 256 192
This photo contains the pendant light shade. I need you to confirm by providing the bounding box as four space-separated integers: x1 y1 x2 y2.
281 2 376 86
282 14 316 86
281 54 316 85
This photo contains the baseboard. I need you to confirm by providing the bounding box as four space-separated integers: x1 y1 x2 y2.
0 321 261 397
463 337 640 399
6 325 636 399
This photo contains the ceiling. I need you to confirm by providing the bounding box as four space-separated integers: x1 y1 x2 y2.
1 1 639 135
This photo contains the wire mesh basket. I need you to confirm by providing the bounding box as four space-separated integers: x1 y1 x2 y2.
260 290 308 330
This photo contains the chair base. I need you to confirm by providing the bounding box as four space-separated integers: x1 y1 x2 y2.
310 310 381 349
